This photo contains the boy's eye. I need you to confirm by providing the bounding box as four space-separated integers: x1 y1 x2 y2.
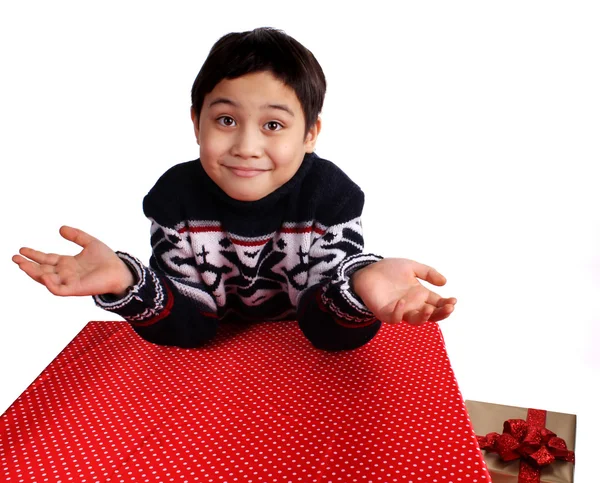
217 116 236 127
264 121 283 131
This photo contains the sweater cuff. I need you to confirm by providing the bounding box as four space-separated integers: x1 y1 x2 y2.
93 252 169 324
320 253 383 326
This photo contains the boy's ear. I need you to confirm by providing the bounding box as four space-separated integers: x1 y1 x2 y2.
304 117 322 153
190 106 200 145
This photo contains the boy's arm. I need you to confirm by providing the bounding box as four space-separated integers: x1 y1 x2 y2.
93 218 219 348
93 234 219 349
297 252 383 351
295 189 383 351
93 176 220 348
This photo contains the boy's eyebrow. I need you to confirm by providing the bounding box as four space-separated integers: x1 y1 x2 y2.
208 97 294 117
262 103 295 117
208 98 238 109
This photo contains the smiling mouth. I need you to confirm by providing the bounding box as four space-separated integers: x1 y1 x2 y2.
226 167 269 178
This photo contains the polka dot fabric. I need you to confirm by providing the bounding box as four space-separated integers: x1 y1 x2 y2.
1 321 491 482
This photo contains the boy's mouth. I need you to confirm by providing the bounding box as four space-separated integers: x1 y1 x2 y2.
227 167 269 178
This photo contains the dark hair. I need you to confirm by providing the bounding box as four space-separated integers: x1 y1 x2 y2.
191 27 326 135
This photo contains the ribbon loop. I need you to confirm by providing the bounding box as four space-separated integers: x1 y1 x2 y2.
476 416 575 468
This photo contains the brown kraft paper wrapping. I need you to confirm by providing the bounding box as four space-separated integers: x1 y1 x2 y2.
465 400 576 483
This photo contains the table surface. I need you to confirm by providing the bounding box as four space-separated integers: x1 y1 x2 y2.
1 320 491 482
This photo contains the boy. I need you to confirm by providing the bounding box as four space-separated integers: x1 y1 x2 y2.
12 27 456 351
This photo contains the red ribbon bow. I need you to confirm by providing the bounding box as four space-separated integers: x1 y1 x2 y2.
476 408 575 483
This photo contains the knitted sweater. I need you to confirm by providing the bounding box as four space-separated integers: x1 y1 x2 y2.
93 152 382 350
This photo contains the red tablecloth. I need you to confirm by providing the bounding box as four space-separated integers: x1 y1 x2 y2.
1 320 491 482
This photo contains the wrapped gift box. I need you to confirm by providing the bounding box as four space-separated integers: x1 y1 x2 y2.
1 320 491 482
465 400 576 483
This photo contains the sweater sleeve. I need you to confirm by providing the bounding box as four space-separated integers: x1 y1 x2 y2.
92 223 219 348
296 188 383 351
93 168 219 348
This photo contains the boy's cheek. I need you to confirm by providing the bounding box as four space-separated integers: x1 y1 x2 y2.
199 138 226 163
267 141 304 165
199 123 227 149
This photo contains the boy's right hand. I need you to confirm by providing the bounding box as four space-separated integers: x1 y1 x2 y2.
12 226 135 297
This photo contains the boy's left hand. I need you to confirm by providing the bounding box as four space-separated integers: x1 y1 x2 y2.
351 258 457 326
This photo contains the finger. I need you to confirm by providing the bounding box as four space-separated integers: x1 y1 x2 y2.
12 254 27 265
41 273 62 295
421 288 457 308
403 308 423 326
428 304 455 323
18 248 60 266
431 296 457 308
404 305 435 326
411 261 447 286
13 257 45 283
377 299 405 324
14 254 57 275
59 225 96 248
439 297 457 306
390 299 407 324
41 273 73 297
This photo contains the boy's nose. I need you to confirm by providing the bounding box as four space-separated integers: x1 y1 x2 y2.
231 127 262 159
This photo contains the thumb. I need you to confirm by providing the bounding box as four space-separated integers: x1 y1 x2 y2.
59 226 96 248
410 260 447 287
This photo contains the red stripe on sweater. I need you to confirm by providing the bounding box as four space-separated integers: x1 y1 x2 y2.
177 225 222 234
229 238 270 247
280 226 326 235
178 224 326 237
132 279 175 327
199 311 218 319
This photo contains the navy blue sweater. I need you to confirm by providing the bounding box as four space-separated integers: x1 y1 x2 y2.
94 153 382 350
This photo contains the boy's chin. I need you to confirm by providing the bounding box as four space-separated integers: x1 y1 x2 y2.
226 188 273 202
217 175 287 202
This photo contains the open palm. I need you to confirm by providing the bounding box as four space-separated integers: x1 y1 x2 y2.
352 258 457 325
12 226 134 297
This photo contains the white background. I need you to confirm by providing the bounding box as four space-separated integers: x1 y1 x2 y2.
1 1 598 480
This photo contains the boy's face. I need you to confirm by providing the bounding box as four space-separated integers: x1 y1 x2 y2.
192 71 321 201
